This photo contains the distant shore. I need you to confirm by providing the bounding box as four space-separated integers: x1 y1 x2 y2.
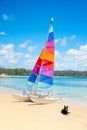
0 68 87 77
0 73 7 78
0 74 87 78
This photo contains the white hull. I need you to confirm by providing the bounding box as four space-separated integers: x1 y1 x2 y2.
12 93 32 102
30 95 61 104
12 92 41 102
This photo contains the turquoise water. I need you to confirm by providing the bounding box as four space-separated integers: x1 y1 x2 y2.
0 76 87 106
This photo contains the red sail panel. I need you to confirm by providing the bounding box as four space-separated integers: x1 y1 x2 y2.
36 57 42 67
45 47 54 54
41 60 54 70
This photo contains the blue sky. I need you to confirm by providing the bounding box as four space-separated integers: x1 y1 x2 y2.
0 0 87 70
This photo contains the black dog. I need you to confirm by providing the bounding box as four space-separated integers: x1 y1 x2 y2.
61 105 70 115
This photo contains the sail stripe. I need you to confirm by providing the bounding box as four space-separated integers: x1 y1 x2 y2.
28 72 37 83
32 65 40 75
36 57 42 67
42 60 54 69
40 50 54 62
45 47 54 54
42 53 54 62
39 74 53 85
46 40 54 47
40 66 53 77
48 32 54 40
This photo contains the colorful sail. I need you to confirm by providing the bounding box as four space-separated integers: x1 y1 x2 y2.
39 18 54 85
28 18 54 87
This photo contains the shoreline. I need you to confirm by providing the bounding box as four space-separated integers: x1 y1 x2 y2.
0 94 87 130
0 86 87 107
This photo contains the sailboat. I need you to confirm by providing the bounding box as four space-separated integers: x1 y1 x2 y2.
13 18 61 103
27 18 61 104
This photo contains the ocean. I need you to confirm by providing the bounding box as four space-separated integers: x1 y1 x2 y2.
0 76 87 106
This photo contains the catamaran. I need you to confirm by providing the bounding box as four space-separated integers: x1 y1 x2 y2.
13 18 61 104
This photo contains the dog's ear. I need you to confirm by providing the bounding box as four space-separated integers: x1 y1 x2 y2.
67 106 68 108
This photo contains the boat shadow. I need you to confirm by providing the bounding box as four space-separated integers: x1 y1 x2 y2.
11 100 44 105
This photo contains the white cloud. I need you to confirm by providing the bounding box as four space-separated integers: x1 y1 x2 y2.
23 57 37 69
54 38 60 44
55 44 87 71
2 14 8 20
27 45 37 52
0 42 87 71
70 35 76 40
79 44 87 51
59 35 76 46
2 14 14 21
19 40 31 49
0 32 6 35
55 50 61 60
0 44 22 67
0 43 36 69
60 37 67 46
25 54 31 58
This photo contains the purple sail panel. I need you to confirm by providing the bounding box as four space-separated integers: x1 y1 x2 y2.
46 40 54 47
40 66 53 77
32 65 40 75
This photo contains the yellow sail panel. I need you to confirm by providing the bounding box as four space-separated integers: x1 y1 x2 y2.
40 50 54 62
44 53 54 62
40 48 44 58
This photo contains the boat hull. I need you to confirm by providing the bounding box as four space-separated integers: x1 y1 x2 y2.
12 94 32 102
12 92 41 102
30 95 61 104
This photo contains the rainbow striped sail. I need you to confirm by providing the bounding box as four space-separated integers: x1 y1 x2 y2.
28 18 54 87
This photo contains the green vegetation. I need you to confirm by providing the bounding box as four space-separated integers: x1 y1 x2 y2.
54 70 87 77
0 68 87 77
0 68 31 76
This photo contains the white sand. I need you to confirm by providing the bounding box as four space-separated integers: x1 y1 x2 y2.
0 94 87 130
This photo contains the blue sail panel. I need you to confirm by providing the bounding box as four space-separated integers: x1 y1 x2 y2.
28 72 37 83
48 32 54 40
39 74 53 85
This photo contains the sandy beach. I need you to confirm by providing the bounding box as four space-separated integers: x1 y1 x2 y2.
0 94 87 130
